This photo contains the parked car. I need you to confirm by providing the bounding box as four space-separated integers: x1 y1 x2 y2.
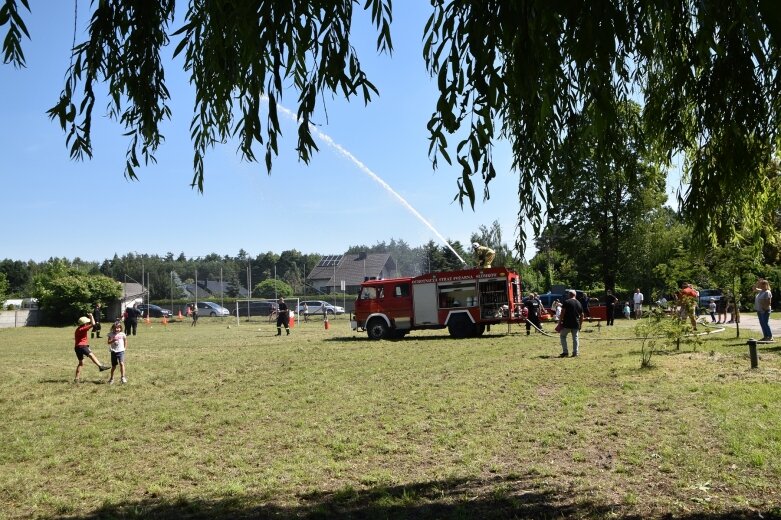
234 300 279 317
536 291 587 310
698 289 723 308
189 301 230 317
137 303 173 318
297 300 345 315
537 292 563 310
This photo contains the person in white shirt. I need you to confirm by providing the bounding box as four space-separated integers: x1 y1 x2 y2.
633 288 644 319
106 322 129 384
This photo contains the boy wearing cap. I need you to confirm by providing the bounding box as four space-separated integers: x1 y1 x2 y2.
73 313 110 383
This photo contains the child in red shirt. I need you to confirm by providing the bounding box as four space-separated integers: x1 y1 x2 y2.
73 313 110 383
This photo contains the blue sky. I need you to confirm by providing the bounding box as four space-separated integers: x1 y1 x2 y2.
1 3 532 264
2 4 681 265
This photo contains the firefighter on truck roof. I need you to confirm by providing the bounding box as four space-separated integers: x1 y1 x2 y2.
472 242 495 268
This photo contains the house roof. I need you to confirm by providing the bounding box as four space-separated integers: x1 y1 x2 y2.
182 281 249 298
204 280 249 297
308 253 396 286
121 282 145 301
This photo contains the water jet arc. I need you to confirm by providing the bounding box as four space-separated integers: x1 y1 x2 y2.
273 102 467 266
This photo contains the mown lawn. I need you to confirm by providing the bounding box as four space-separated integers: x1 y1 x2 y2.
1 316 780 519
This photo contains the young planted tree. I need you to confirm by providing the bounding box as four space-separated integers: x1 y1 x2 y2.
634 306 698 368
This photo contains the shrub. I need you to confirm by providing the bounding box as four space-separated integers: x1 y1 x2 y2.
253 279 293 299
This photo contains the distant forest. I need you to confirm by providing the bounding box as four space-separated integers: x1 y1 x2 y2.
1 223 518 300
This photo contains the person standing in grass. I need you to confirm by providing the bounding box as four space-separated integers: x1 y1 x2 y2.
604 290 618 326
579 291 590 318
124 304 140 336
91 302 102 338
633 288 644 319
754 279 773 342
558 290 583 358
276 297 290 335
73 314 110 383
524 292 543 335
106 321 128 384
190 304 198 326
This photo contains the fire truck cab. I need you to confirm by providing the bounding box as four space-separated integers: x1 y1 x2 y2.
351 267 523 339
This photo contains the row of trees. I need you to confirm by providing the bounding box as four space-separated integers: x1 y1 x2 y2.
0 218 520 308
2 216 779 324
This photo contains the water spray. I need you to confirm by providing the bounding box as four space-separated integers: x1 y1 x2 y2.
272 101 468 266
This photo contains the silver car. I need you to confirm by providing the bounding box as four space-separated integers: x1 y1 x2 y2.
190 301 230 317
297 300 345 315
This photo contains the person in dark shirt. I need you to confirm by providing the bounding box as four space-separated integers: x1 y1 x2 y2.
276 297 290 336
524 292 544 335
558 290 583 357
604 290 618 326
91 302 102 338
579 292 590 318
124 304 140 336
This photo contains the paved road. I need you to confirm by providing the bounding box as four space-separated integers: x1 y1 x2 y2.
702 312 779 340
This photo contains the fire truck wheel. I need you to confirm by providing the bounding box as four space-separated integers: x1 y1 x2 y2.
366 318 389 340
448 314 476 338
476 324 486 336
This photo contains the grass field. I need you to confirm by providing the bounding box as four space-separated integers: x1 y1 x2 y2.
1 315 780 519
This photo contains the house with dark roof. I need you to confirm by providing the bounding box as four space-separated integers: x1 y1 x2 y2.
182 280 249 299
307 253 397 294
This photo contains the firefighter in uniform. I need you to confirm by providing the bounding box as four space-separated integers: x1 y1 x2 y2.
472 242 496 268
276 297 290 336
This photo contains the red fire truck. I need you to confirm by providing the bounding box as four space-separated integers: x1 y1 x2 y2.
351 266 524 339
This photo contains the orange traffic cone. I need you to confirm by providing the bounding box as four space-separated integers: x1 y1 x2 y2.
162 316 169 326
324 319 330 330
177 309 183 321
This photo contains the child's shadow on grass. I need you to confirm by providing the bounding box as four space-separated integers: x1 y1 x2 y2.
39 378 105 385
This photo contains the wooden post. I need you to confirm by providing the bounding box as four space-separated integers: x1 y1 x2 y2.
748 339 759 369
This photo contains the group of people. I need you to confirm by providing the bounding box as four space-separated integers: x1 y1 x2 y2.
707 297 730 324
542 278 776 356
70 296 299 384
